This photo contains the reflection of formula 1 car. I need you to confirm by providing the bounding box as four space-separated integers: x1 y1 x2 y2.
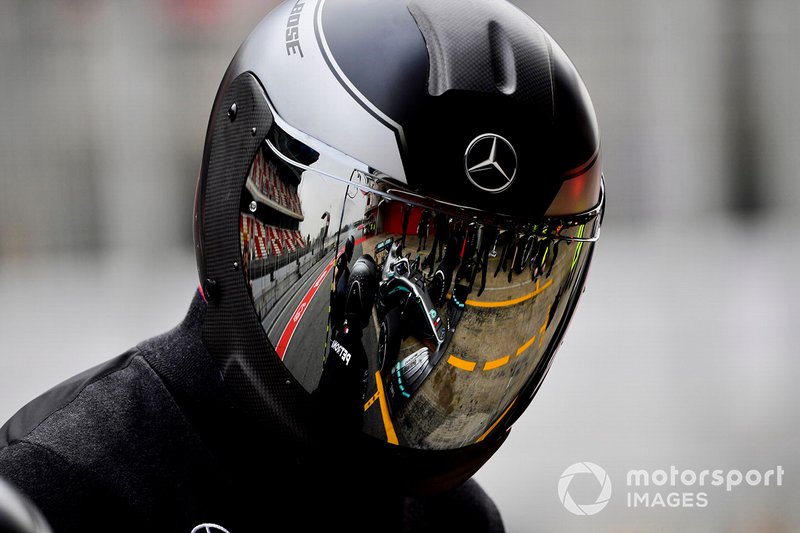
374 240 448 411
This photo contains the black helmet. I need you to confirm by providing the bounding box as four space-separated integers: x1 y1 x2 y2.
345 255 379 330
194 0 604 491
345 234 356 262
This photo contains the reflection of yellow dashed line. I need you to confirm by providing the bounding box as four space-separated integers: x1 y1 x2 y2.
538 305 551 347
464 279 553 308
476 398 518 443
483 356 510 371
363 391 379 412
374 371 399 445
448 355 477 372
450 313 549 372
447 279 553 372
516 334 536 356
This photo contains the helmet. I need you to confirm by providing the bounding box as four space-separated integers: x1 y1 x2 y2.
194 0 604 491
344 234 355 263
345 255 379 330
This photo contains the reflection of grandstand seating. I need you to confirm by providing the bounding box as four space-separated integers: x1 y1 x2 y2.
247 149 304 220
241 214 306 259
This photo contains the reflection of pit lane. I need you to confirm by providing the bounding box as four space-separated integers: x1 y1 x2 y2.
374 370 399 445
475 397 517 443
447 355 476 372
445 329 540 373
363 371 403 446
448 278 553 308
272 236 369 360
363 391 379 411
274 259 336 358
436 280 553 376
263 249 335 339
396 272 559 448
483 355 510 370
359 232 576 448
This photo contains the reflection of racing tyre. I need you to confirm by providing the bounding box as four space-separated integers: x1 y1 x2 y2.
427 267 450 307
377 308 402 372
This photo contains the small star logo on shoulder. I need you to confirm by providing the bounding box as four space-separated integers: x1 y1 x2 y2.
191 524 231 533
558 462 613 516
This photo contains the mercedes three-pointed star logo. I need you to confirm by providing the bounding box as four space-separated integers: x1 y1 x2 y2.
464 133 518 193
191 524 231 533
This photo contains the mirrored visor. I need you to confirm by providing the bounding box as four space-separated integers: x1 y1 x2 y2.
238 123 603 450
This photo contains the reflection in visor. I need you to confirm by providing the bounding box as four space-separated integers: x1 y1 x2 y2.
238 126 604 450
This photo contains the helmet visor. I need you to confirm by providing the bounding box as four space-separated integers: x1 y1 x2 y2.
238 122 603 450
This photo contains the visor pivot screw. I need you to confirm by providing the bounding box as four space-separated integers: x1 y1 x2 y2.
249 201 257 213
233 261 240 271
250 127 257 136
203 278 218 302
227 102 237 122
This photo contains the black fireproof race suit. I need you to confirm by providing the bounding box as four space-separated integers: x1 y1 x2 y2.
313 326 369 434
0 292 504 533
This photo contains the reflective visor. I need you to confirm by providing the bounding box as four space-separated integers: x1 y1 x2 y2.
238 122 604 450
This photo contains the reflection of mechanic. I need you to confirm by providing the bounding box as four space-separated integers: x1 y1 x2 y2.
494 228 524 283
331 234 355 333
416 209 431 251
400 204 412 247
314 256 377 433
471 225 499 297
422 212 449 274
546 236 561 278
455 222 480 287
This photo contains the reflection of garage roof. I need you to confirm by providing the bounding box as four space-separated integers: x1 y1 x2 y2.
246 180 305 221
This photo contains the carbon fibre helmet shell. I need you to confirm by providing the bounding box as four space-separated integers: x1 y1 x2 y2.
194 0 603 492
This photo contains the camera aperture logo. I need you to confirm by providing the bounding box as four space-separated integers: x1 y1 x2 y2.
558 462 612 516
558 462 785 515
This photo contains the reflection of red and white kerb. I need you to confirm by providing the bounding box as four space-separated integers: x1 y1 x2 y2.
275 262 332 359
275 237 367 359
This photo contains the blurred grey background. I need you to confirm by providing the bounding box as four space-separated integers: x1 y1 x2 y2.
1 0 798 531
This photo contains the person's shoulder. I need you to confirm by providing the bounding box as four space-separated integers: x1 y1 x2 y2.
403 478 505 533
0 293 222 531
0 347 145 451
0 347 162 531
0 342 191 477
0 320 212 470
0 291 210 457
